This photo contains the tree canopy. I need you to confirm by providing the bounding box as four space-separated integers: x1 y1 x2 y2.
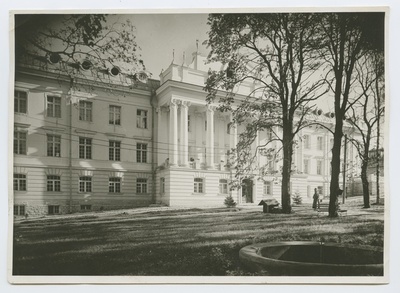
15 14 145 75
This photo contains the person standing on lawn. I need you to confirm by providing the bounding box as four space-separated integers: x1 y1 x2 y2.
312 188 320 210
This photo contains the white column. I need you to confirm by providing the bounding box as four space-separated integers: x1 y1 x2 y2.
169 99 179 166
180 101 190 167
206 105 215 169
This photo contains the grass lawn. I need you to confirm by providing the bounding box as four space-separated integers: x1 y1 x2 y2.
12 197 384 276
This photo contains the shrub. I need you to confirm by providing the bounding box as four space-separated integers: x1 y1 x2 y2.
292 192 302 205
224 195 237 208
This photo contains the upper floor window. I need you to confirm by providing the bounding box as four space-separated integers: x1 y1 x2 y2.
79 176 92 193
15 90 27 114
317 136 323 150
219 179 228 194
109 105 121 125
136 143 147 163
304 135 310 149
47 134 61 157
47 96 61 118
109 140 121 161
14 131 27 155
47 175 61 192
317 160 323 175
109 177 121 193
188 115 191 132
79 100 93 122
14 174 26 191
303 159 310 174
136 109 148 129
194 178 204 193
79 137 92 159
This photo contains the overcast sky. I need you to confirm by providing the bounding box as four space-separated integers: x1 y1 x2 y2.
114 14 210 78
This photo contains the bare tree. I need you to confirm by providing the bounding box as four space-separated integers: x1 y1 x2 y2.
317 13 384 217
347 52 385 208
204 13 327 213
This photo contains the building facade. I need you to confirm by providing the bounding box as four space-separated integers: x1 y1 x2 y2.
13 52 362 216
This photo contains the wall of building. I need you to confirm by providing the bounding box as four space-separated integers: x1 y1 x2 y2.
13 68 156 216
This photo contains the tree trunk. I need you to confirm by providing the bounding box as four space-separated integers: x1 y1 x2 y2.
281 119 293 213
361 158 370 208
329 118 343 217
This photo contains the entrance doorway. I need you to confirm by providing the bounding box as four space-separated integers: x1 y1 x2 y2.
242 179 253 203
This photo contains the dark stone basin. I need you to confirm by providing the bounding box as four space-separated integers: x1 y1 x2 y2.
239 241 383 276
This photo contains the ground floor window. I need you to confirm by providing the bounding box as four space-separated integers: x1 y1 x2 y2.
136 178 148 194
48 205 60 215
160 177 165 194
194 178 204 193
79 176 92 193
47 175 61 192
14 173 26 191
263 181 272 196
14 205 25 216
219 179 228 194
80 205 92 211
109 177 121 193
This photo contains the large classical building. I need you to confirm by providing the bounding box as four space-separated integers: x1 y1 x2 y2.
13 52 363 216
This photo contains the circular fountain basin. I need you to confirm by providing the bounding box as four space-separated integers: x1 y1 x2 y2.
239 241 383 276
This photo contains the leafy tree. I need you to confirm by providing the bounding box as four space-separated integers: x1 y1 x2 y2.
317 13 384 217
347 51 384 208
15 14 145 77
204 14 327 213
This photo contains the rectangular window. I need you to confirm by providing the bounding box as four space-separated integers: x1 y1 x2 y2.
263 181 272 196
14 131 27 155
79 176 92 193
48 205 60 215
47 175 61 192
304 135 310 149
13 174 26 191
317 137 323 150
109 105 121 125
136 109 148 129
79 137 92 159
15 90 27 114
109 177 121 193
136 178 148 194
79 100 93 121
188 115 191 132
219 179 228 194
303 159 309 174
267 128 273 140
109 140 121 161
194 178 204 193
267 159 274 172
80 205 92 211
47 96 61 118
14 205 26 216
160 177 165 194
317 160 323 175
136 143 147 163
47 134 61 157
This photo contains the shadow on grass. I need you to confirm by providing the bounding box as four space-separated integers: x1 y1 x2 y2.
13 199 385 276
